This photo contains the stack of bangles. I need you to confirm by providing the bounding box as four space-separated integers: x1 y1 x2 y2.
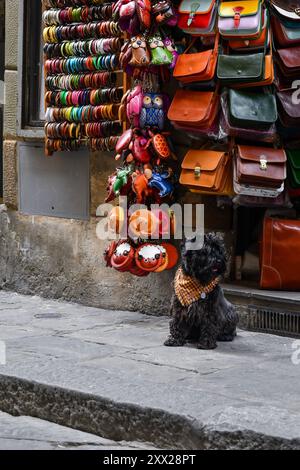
45 55 118 73
45 137 119 153
44 2 123 154
43 22 120 43
45 104 120 122
90 137 119 151
44 38 122 58
46 137 119 152
45 121 122 139
45 88 123 106
45 72 117 91
43 5 113 25
47 0 106 7
45 138 82 152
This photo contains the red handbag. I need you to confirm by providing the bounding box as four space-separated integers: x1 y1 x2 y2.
178 0 217 35
260 217 300 290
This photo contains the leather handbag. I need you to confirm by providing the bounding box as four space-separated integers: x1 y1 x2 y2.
173 34 219 83
180 149 233 195
228 89 278 130
271 14 300 47
276 45 300 78
220 91 277 142
168 89 219 130
260 217 300 290
217 50 265 84
228 8 268 50
178 0 217 35
235 145 287 188
218 0 263 38
287 149 300 188
276 88 300 128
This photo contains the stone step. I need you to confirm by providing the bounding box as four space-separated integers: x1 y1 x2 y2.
0 291 300 450
0 411 157 450
224 284 300 335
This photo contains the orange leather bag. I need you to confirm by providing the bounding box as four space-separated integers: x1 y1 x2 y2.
260 217 300 290
180 149 233 195
173 34 219 84
168 89 219 130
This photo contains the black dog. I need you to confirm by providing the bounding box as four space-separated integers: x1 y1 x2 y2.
164 233 238 350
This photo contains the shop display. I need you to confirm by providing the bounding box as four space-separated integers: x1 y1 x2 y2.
172 0 300 289
43 0 123 155
102 0 180 277
42 0 300 288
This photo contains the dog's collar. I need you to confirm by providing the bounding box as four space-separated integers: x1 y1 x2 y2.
174 267 220 307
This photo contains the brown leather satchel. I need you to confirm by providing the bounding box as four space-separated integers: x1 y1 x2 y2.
168 89 219 130
276 45 300 78
235 145 287 188
260 217 300 290
173 34 219 84
180 149 233 195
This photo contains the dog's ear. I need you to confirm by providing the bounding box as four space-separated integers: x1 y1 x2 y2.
205 232 227 262
181 236 196 251
205 232 225 248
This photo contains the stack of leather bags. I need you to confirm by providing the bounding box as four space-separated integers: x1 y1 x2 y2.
270 0 300 142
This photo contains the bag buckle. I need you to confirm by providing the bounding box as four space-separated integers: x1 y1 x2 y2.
194 166 201 178
260 156 268 171
233 7 244 28
187 2 200 26
295 8 300 16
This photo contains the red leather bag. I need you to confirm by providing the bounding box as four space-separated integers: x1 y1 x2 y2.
276 45 300 78
178 0 217 34
260 217 300 290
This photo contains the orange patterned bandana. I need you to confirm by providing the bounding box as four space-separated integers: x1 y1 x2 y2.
174 267 220 307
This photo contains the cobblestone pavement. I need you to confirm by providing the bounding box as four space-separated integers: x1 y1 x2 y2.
0 290 300 449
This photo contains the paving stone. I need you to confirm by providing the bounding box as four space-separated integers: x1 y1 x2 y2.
0 412 156 450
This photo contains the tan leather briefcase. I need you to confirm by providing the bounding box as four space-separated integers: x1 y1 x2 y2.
180 150 233 195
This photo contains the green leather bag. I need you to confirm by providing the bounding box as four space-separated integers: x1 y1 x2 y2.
229 89 277 130
287 150 300 188
217 13 269 84
217 52 265 84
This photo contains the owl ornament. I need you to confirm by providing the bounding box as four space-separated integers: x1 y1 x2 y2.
140 93 166 130
148 35 173 66
163 38 179 69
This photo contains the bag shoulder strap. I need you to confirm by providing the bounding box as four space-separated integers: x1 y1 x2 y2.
183 32 220 55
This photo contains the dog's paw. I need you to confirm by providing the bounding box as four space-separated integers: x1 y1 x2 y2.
197 338 217 350
217 333 236 342
164 336 185 347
